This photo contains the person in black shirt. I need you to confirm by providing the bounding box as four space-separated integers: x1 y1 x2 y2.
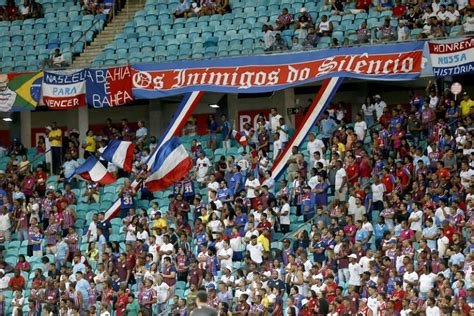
190 290 218 316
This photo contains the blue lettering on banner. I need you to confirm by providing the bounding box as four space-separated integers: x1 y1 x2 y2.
44 70 87 85
437 53 467 65
433 61 474 77
52 87 78 96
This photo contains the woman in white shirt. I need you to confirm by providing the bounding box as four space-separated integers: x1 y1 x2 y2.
11 290 25 316
125 217 138 244
208 212 224 239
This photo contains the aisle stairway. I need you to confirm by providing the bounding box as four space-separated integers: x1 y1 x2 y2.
70 0 144 69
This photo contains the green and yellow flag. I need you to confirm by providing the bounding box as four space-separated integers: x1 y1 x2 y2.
7 72 43 110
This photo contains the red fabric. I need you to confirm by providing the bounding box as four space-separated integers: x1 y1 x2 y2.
382 175 393 193
346 163 360 185
443 226 455 243
356 0 372 10
393 5 406 17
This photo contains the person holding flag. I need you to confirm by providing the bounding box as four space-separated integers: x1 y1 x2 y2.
119 179 136 218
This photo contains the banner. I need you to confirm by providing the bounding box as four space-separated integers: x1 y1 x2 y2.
85 66 134 108
8 72 43 111
131 41 424 98
42 70 87 110
428 37 474 77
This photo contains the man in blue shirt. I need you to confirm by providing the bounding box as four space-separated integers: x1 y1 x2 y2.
97 212 112 242
355 220 369 248
217 181 232 202
62 153 80 187
319 111 337 148
220 114 232 151
229 165 243 196
55 239 68 269
173 0 190 19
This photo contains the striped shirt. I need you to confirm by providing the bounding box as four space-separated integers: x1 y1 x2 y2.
45 223 60 245
65 232 78 252
62 209 74 229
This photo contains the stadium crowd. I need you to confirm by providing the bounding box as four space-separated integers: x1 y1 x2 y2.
259 1 473 51
0 82 473 315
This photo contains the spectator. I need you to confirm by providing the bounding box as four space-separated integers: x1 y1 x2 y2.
303 28 319 48
316 15 333 37
173 0 191 19
376 0 393 11
291 38 303 50
3 0 18 21
354 21 371 43
428 16 445 38
460 91 473 117
275 8 293 31
445 4 460 25
397 20 411 41
188 2 201 17
270 33 289 51
81 0 101 15
200 0 217 16
378 18 396 42
393 0 407 17
294 7 313 31
461 9 474 34
216 0 230 15
43 48 68 68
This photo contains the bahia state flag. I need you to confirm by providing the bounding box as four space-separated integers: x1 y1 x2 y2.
7 72 43 111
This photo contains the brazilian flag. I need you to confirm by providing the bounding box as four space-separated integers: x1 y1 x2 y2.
8 72 43 110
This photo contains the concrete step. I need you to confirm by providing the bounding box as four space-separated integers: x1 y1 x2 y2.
70 1 145 69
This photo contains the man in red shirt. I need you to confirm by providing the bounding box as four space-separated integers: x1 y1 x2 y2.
257 213 272 232
8 269 25 291
381 168 394 193
390 281 405 313
396 161 411 192
346 155 360 186
356 0 372 11
438 220 455 257
392 0 406 17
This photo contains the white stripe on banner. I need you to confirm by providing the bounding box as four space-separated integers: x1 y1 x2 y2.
105 91 204 219
89 161 109 182
270 77 343 180
113 141 131 169
146 91 203 169
146 145 188 182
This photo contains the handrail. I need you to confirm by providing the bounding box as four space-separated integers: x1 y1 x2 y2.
71 18 102 55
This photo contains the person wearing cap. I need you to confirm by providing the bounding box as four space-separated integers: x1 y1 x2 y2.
372 94 387 121
347 254 362 290
295 7 313 31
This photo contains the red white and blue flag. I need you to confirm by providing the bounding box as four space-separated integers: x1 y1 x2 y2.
101 140 135 172
104 91 203 219
72 156 116 184
232 130 247 147
41 70 87 110
144 137 193 192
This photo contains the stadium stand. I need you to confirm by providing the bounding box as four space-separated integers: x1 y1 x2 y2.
0 0 473 314
0 84 473 314
0 0 108 73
